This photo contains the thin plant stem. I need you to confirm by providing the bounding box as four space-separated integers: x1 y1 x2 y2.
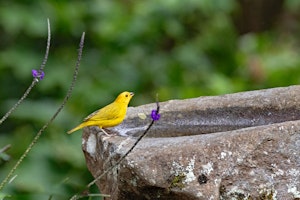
70 97 160 200
0 32 85 191
0 144 11 154
0 18 51 126
40 18 51 71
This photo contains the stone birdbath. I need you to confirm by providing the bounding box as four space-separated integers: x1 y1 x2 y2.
82 86 300 200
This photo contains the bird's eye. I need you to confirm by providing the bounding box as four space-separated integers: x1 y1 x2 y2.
125 94 128 97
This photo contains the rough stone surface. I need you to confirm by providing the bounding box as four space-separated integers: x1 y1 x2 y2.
82 86 300 200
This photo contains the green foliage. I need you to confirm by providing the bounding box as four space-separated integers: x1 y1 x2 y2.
0 0 300 199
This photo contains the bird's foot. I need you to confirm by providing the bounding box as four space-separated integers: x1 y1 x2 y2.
100 128 111 136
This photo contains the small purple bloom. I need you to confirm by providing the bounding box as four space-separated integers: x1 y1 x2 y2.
32 69 45 81
32 69 38 78
39 71 45 80
151 109 160 121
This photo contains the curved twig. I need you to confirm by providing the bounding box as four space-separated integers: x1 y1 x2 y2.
0 32 85 191
0 18 51 126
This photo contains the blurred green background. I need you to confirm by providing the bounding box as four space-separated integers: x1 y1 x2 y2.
0 0 300 199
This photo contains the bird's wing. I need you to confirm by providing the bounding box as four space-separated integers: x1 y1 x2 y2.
83 109 101 121
83 103 122 121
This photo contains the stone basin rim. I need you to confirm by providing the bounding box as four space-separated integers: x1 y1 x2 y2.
109 85 300 138
111 118 299 140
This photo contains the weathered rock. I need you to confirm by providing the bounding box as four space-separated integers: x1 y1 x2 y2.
82 86 300 200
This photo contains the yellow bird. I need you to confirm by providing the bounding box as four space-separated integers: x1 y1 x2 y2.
67 91 134 135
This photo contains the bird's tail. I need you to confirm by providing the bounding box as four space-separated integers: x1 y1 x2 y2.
67 123 86 134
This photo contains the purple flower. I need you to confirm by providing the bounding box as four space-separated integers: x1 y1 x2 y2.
32 69 45 81
151 109 160 121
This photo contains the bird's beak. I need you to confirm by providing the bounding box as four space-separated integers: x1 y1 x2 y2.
130 92 134 96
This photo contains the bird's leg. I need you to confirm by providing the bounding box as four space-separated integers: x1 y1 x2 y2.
100 128 110 136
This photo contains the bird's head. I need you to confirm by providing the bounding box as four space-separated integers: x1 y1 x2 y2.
115 91 134 105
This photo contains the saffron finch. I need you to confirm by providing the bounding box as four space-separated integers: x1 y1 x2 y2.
67 91 134 135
